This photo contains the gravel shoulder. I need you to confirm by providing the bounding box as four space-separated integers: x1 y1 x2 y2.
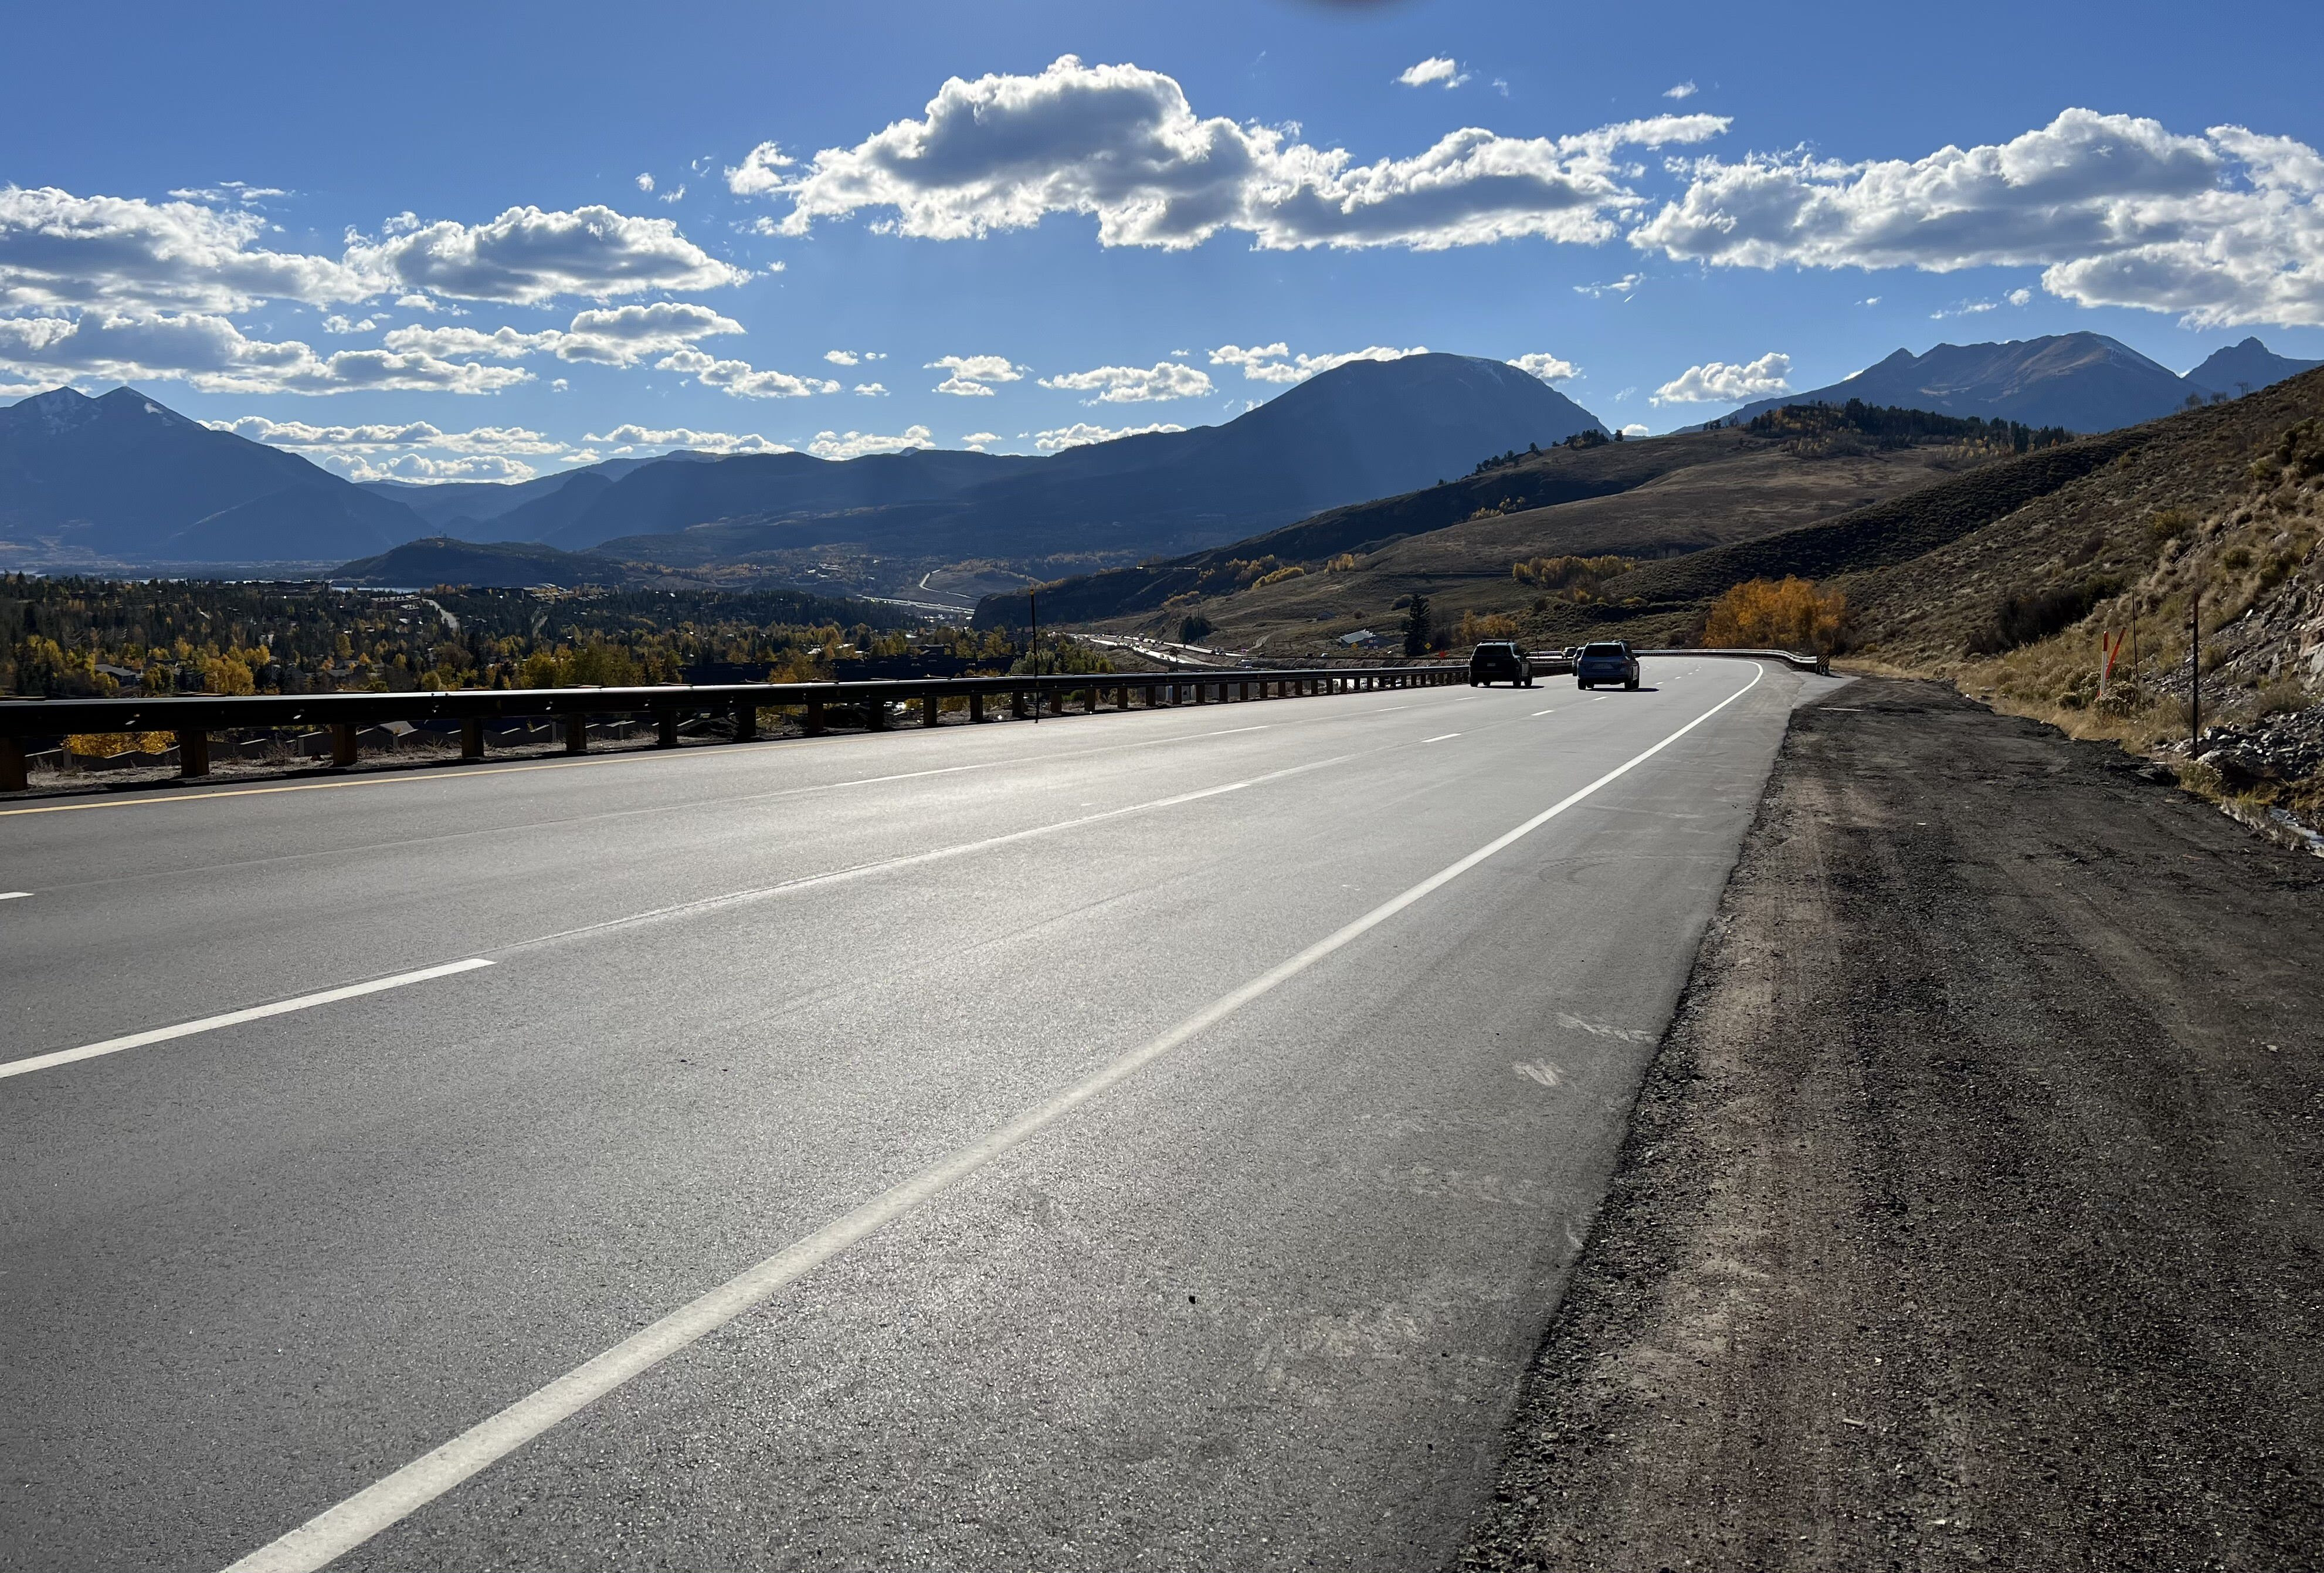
1460 677 2324 1571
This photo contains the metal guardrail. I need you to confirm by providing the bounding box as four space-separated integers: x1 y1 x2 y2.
0 664 1464 793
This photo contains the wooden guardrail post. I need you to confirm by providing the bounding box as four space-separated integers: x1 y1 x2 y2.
177 728 209 777
735 700 760 743
969 691 985 723
562 714 588 754
462 718 488 760
1 735 26 793
922 692 941 727
653 710 677 749
1012 689 1029 720
802 699 823 735
868 696 888 731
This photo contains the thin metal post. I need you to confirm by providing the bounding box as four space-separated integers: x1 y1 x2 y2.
2190 590 2201 753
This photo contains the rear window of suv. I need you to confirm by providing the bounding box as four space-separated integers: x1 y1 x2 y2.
1582 643 1627 658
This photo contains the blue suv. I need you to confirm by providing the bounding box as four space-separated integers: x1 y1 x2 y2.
1575 640 1640 690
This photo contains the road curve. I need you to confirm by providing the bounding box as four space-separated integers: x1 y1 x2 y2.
1 658 1838 1572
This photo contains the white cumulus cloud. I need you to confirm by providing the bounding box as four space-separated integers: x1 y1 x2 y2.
381 301 744 367
584 423 794 455
347 205 749 305
1032 419 1185 451
927 352 1024 396
853 382 888 395
739 56 1728 252
1508 352 1577 382
961 430 1000 450
1037 360 1213 402
0 309 530 395
823 349 860 365
1631 109 2324 328
1620 422 1651 436
1664 81 1698 100
656 347 840 398
1651 351 1791 405
1397 57 1468 90
1209 342 1428 384
809 424 934 459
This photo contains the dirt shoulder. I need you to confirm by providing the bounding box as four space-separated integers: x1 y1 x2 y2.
1460 677 2324 1571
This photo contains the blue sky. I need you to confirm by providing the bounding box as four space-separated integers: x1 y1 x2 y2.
6 0 2322 480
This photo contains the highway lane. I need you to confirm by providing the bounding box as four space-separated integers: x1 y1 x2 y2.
1 659 1835 1571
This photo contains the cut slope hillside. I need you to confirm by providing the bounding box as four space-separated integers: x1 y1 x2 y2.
1483 365 2324 662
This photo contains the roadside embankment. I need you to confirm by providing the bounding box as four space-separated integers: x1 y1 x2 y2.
1461 678 2324 1571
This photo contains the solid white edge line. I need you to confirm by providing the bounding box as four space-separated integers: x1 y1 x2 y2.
218 662 1769 1573
0 960 495 1083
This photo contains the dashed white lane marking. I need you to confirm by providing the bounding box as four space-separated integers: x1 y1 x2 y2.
0 960 495 1083
1531 708 1559 717
216 663 1766 1573
501 756 1349 955
0 891 29 900
1423 733 1462 744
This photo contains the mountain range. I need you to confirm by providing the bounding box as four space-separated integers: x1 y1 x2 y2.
4 338 2318 577
1724 333 2320 432
0 354 1602 572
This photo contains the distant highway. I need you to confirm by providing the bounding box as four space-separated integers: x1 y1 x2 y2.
1 659 1838 1572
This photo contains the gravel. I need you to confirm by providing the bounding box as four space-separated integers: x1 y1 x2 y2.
1459 678 2324 1571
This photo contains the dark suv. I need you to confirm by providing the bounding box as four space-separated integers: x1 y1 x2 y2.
1575 640 1640 690
1468 641 1533 687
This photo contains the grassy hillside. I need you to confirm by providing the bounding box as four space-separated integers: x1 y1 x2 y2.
998 427 1977 649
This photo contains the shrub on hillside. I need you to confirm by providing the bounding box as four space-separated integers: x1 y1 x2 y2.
1702 577 1847 653
1512 554 1634 602
1966 575 2125 655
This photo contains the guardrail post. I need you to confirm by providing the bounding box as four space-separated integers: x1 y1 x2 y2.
563 714 588 754
653 709 677 749
177 728 209 778
1 736 25 793
735 701 759 743
868 696 888 731
969 691 985 724
331 723 359 767
922 692 941 727
1012 690 1028 720
462 718 487 760
803 699 823 736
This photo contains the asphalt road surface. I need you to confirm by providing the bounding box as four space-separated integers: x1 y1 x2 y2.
2 658 1837 1573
